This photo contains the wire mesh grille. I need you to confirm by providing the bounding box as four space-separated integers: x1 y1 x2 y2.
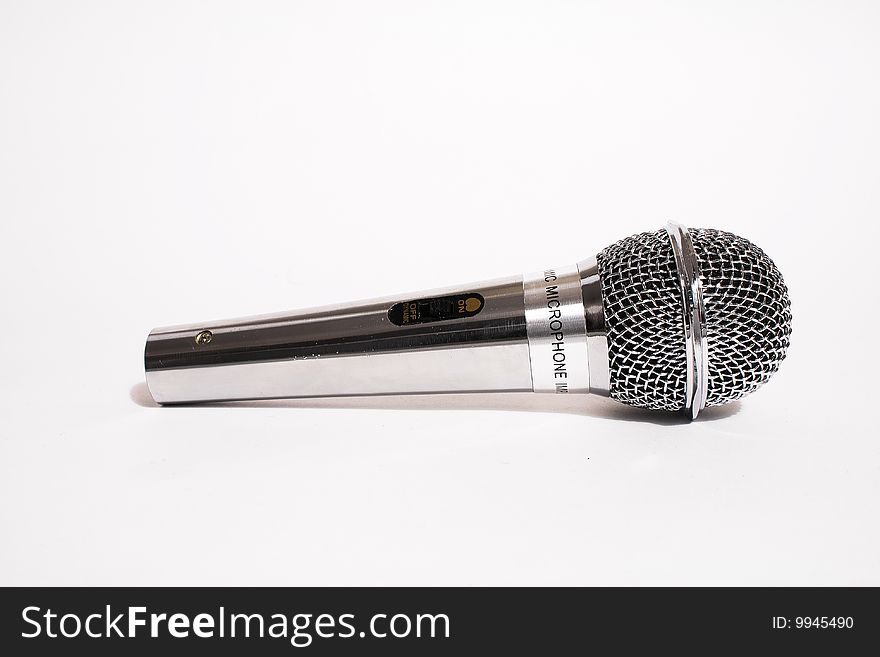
690 228 792 406
597 228 791 410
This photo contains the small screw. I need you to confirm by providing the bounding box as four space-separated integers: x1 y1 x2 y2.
195 330 213 345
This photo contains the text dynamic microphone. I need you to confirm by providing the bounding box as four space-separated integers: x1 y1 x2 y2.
144 223 792 419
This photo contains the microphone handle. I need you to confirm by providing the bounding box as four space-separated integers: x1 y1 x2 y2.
144 258 610 404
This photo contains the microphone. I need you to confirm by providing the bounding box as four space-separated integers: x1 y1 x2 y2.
144 223 791 419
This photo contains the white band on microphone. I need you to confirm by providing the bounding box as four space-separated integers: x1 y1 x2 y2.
523 264 590 394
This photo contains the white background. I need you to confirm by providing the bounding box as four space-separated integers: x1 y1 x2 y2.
2 1 879 586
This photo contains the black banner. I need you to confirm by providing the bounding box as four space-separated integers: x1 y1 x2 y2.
0 587 875 654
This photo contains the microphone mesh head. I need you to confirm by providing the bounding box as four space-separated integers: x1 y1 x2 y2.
597 228 792 411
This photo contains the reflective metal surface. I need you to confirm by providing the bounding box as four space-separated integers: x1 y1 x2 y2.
523 264 590 394
146 277 533 404
145 260 614 406
665 222 708 419
577 256 611 396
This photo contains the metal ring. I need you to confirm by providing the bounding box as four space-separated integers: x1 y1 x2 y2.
665 222 708 420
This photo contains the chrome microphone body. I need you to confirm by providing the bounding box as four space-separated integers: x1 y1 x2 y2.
145 259 609 402
144 223 792 419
